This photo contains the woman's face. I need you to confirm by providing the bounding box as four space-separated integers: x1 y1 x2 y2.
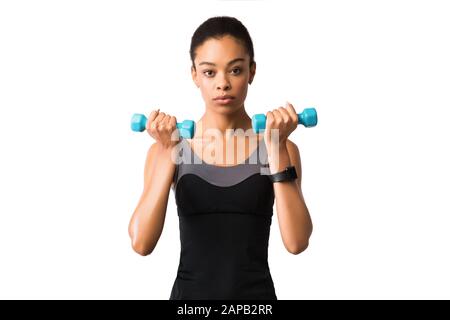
191 35 256 114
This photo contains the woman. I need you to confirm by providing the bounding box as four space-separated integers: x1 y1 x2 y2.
128 16 313 300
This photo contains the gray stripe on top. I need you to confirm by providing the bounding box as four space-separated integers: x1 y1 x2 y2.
171 138 270 193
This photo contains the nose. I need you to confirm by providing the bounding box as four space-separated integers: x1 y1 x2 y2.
216 73 231 91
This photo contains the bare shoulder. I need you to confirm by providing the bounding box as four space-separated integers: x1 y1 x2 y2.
285 139 302 188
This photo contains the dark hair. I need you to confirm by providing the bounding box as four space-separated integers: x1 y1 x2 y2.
190 16 255 70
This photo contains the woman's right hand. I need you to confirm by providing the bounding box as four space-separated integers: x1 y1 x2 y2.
145 109 180 150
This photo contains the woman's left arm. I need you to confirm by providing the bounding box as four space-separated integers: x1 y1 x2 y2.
264 102 313 255
272 140 313 255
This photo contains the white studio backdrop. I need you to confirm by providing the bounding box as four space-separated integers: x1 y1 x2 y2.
0 0 449 299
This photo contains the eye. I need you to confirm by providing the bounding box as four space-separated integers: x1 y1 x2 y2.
231 67 242 75
203 70 215 77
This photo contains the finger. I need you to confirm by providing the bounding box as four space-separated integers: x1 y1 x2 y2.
169 116 180 141
153 112 166 128
277 107 291 123
146 109 160 130
285 102 298 123
158 114 171 132
265 111 274 127
168 116 177 131
149 112 166 141
164 115 174 129
169 116 177 127
272 109 283 124
155 115 171 143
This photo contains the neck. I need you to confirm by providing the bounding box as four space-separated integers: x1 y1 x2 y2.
196 105 253 140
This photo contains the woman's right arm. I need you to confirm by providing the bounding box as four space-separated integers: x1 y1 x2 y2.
128 110 178 256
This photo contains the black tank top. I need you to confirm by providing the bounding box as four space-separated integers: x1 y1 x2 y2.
169 137 277 300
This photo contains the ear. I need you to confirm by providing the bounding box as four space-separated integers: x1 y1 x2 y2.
249 61 256 84
191 66 200 88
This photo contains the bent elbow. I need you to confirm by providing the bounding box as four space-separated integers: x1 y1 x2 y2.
129 230 154 256
129 218 153 256
131 241 154 256
286 241 309 255
133 248 153 257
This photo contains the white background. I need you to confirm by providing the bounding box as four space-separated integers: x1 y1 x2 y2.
1 0 449 299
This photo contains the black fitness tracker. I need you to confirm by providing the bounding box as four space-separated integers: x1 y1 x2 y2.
268 166 298 183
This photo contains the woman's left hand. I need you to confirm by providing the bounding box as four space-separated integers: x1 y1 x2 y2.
263 101 298 153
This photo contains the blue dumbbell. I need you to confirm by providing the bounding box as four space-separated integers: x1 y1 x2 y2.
251 108 318 133
132 108 317 138
130 113 196 139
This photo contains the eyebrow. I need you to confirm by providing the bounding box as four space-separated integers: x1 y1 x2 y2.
198 58 245 67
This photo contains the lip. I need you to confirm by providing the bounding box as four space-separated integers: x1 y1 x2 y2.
213 95 235 105
214 98 234 105
213 95 235 100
